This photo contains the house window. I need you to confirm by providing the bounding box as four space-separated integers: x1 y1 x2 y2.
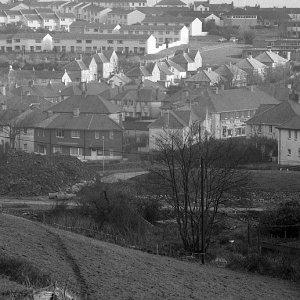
37 144 46 154
53 146 63 153
37 128 45 136
288 129 292 139
109 131 114 140
23 128 27 135
107 40 114 44
56 129 64 138
258 125 262 133
71 130 80 138
76 40 82 43
288 149 291 156
269 126 272 133
23 144 28 151
295 130 298 140
97 149 103 156
95 131 100 139
14 39 20 43
70 147 83 156
109 149 114 156
86 40 92 43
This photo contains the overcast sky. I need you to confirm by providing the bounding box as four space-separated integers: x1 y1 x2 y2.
210 0 300 7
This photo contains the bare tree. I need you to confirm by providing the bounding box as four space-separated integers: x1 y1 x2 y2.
150 125 248 255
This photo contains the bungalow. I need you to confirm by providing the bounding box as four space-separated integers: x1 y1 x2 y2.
222 9 258 30
194 1 210 12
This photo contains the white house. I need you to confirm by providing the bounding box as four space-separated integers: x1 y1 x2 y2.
277 115 300 166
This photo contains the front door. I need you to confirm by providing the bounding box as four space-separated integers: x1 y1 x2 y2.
91 148 97 159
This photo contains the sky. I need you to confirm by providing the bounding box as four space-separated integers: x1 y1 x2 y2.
210 0 300 8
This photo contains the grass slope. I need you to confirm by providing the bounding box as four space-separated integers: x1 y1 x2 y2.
0 213 299 300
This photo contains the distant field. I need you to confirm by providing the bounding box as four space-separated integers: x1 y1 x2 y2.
248 170 300 193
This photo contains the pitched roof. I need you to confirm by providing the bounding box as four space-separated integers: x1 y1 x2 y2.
5 94 53 111
123 120 152 131
255 51 289 64
111 87 167 103
35 113 122 131
206 88 279 113
11 108 48 127
186 69 221 85
215 63 247 79
149 110 189 129
277 115 300 130
171 52 194 65
0 109 23 125
157 61 174 76
155 0 187 6
60 82 110 97
165 59 186 72
63 60 88 71
50 94 121 114
236 56 267 70
247 101 300 125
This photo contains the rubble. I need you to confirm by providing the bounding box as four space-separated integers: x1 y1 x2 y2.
0 152 95 196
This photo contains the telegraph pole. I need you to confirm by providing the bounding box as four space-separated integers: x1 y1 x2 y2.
201 156 205 264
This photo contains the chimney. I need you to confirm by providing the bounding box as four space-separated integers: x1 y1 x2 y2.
80 81 87 96
215 87 219 94
73 108 80 117
0 85 6 96
287 51 291 60
47 110 53 118
207 67 212 72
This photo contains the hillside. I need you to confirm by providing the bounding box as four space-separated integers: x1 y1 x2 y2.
0 213 299 300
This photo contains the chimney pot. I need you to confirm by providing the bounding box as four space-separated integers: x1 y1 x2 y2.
73 108 80 117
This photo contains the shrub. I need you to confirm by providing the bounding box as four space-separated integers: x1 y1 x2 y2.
227 253 300 281
0 254 52 288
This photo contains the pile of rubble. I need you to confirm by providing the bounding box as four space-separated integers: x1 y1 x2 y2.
0 152 95 196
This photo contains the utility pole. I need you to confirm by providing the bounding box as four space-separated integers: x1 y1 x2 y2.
201 156 205 264
102 136 105 174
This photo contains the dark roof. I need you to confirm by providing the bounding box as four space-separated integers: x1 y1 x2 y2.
60 82 110 97
123 120 152 131
12 108 48 127
35 113 122 131
149 110 189 129
277 115 300 130
247 101 300 125
50 94 121 114
0 109 23 125
5 94 53 111
155 0 187 6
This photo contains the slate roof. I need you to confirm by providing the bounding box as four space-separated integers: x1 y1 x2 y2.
155 0 187 6
63 60 88 71
247 101 300 125
277 115 300 130
123 120 152 131
255 51 289 64
0 109 23 125
186 69 221 85
60 82 110 97
111 87 167 103
148 110 189 130
11 108 48 127
206 88 279 113
215 63 247 80
165 59 186 73
34 113 123 131
157 61 174 76
171 52 194 65
50 94 121 114
5 94 53 111
236 56 267 70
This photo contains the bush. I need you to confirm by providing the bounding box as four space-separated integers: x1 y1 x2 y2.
260 201 300 238
0 254 52 288
228 253 300 281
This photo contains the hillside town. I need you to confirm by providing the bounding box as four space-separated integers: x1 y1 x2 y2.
0 0 300 299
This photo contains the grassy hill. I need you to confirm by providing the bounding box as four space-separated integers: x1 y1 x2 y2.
0 213 299 300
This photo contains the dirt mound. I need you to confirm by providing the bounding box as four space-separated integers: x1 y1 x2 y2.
0 152 95 196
